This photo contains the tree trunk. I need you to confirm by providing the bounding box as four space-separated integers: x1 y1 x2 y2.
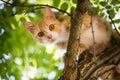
59 0 90 80
59 0 120 80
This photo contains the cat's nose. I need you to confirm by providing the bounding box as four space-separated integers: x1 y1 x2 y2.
47 35 52 39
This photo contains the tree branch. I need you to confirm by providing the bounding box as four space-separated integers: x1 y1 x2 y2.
82 45 120 80
2 0 71 16
93 65 114 79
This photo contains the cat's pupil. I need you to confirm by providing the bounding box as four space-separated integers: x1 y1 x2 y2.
49 24 54 31
38 32 44 37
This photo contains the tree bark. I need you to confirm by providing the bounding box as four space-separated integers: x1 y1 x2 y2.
59 0 90 80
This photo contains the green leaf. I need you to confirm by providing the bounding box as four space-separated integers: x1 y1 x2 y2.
53 0 60 7
116 6 119 11
72 0 77 4
99 1 107 6
111 0 119 4
20 17 26 22
70 7 75 15
113 19 120 23
106 5 111 9
118 26 120 30
107 9 115 18
60 2 68 11
99 12 105 17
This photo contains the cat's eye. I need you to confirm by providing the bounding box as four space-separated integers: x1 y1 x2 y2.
49 24 55 31
38 32 44 37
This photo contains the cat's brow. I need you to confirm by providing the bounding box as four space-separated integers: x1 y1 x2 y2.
43 21 48 26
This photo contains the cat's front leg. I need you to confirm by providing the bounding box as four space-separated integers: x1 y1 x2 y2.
78 43 87 53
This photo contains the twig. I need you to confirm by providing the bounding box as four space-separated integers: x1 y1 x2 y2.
1 0 71 16
109 15 120 37
90 15 96 59
1 6 41 21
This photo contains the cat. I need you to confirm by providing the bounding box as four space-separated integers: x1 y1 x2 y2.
23 6 112 54
23 6 120 79
23 7 70 49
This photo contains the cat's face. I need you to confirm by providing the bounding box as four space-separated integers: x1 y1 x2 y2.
23 7 62 44
35 17 61 44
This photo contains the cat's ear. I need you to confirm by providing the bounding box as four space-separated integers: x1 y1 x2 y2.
23 22 35 34
44 6 55 18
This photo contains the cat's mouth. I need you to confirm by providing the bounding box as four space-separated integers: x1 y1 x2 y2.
48 38 55 42
39 38 56 44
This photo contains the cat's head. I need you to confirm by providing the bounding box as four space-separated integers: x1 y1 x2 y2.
23 7 62 44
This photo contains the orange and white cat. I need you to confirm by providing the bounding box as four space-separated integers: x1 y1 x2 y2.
23 6 112 54
23 6 120 80
23 7 70 48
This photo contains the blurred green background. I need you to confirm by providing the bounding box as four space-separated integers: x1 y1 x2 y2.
0 0 120 80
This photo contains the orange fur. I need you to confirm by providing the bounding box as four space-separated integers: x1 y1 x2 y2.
79 13 112 54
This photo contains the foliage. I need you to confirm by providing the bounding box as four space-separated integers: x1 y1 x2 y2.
0 0 120 80
90 0 120 27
